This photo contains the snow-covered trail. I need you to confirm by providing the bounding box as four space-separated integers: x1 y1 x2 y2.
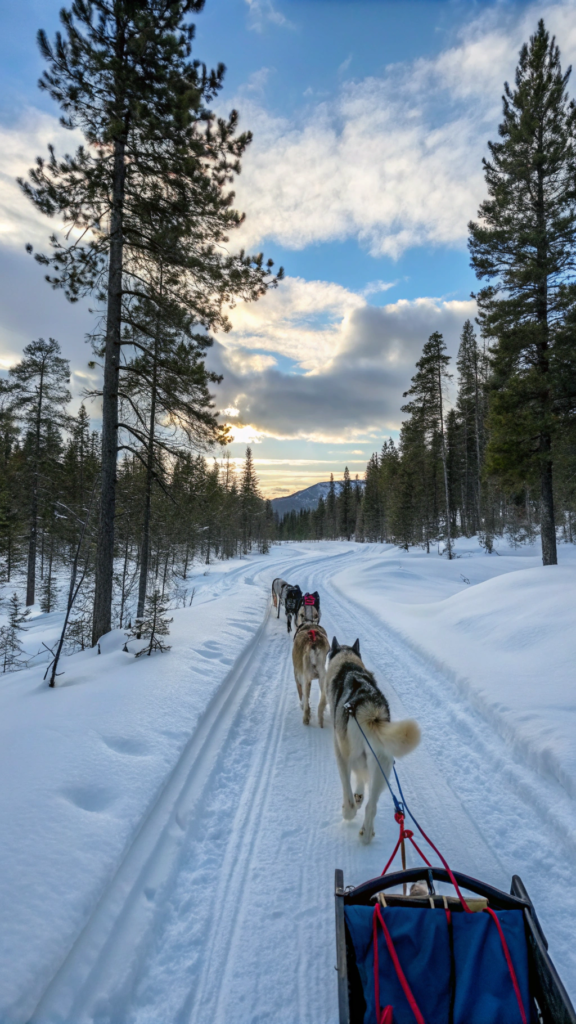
28 545 576 1023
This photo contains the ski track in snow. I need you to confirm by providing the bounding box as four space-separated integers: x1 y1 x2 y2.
27 545 576 1023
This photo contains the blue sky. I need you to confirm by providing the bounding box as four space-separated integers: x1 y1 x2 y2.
1 0 576 495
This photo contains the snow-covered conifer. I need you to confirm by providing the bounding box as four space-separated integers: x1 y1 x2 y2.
0 593 30 673
125 590 172 658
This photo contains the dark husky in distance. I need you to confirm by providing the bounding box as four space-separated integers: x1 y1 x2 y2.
271 578 302 633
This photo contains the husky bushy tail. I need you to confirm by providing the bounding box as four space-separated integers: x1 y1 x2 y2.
354 705 420 759
326 637 420 844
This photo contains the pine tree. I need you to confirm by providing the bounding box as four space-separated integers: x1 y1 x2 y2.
456 320 489 535
363 453 382 541
125 588 172 656
402 333 454 557
240 446 262 552
379 439 399 543
326 473 337 539
0 593 30 673
468 20 576 566
39 539 59 613
337 467 354 540
6 338 70 604
21 0 282 644
0 389 20 582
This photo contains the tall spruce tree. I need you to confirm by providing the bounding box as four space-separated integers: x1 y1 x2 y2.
0 389 21 582
6 338 71 605
363 453 382 542
326 473 337 539
468 20 576 566
21 0 282 644
402 333 454 557
456 320 487 533
337 467 354 540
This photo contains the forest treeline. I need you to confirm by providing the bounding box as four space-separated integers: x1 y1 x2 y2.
0 348 272 652
1 11 576 662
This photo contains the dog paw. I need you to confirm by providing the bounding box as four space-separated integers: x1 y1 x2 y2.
354 793 364 807
342 801 356 821
359 826 375 844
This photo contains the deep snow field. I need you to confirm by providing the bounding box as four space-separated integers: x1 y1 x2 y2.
1 537 576 1023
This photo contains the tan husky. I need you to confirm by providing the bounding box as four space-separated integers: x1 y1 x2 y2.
292 624 330 727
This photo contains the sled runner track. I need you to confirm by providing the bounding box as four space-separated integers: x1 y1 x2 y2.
183 630 294 1022
27 548 348 1024
28 607 276 1023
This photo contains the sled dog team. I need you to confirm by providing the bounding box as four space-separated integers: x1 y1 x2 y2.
271 577 421 845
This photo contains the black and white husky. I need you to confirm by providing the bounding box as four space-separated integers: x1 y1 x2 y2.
271 579 302 632
325 637 420 844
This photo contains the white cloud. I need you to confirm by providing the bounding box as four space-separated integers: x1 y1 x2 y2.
232 0 576 257
221 275 364 371
244 0 291 32
213 276 476 443
0 108 85 252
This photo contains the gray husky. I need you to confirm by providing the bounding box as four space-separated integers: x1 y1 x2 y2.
271 578 288 618
325 637 420 844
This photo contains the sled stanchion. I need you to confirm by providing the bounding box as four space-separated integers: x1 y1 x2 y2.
335 870 351 1024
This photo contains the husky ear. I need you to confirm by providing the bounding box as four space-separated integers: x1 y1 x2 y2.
331 636 340 654
352 638 361 656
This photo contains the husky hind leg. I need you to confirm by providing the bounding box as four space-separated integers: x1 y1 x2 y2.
334 738 356 820
302 673 312 726
317 664 327 728
359 749 390 844
286 612 292 633
294 671 303 704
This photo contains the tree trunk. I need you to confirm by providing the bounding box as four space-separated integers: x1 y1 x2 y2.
26 363 45 606
136 303 161 619
437 364 452 559
540 437 557 566
119 536 130 628
535 136 557 567
26 484 38 606
137 456 154 619
92 135 127 645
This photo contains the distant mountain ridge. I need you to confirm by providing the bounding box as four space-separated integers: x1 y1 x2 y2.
270 479 365 519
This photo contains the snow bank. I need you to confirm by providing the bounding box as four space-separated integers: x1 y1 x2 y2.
0 556 270 1024
333 538 576 800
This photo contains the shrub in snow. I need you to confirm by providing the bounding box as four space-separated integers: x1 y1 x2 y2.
0 593 30 672
124 590 172 657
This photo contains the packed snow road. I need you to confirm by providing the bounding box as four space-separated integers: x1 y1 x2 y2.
5 542 576 1022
